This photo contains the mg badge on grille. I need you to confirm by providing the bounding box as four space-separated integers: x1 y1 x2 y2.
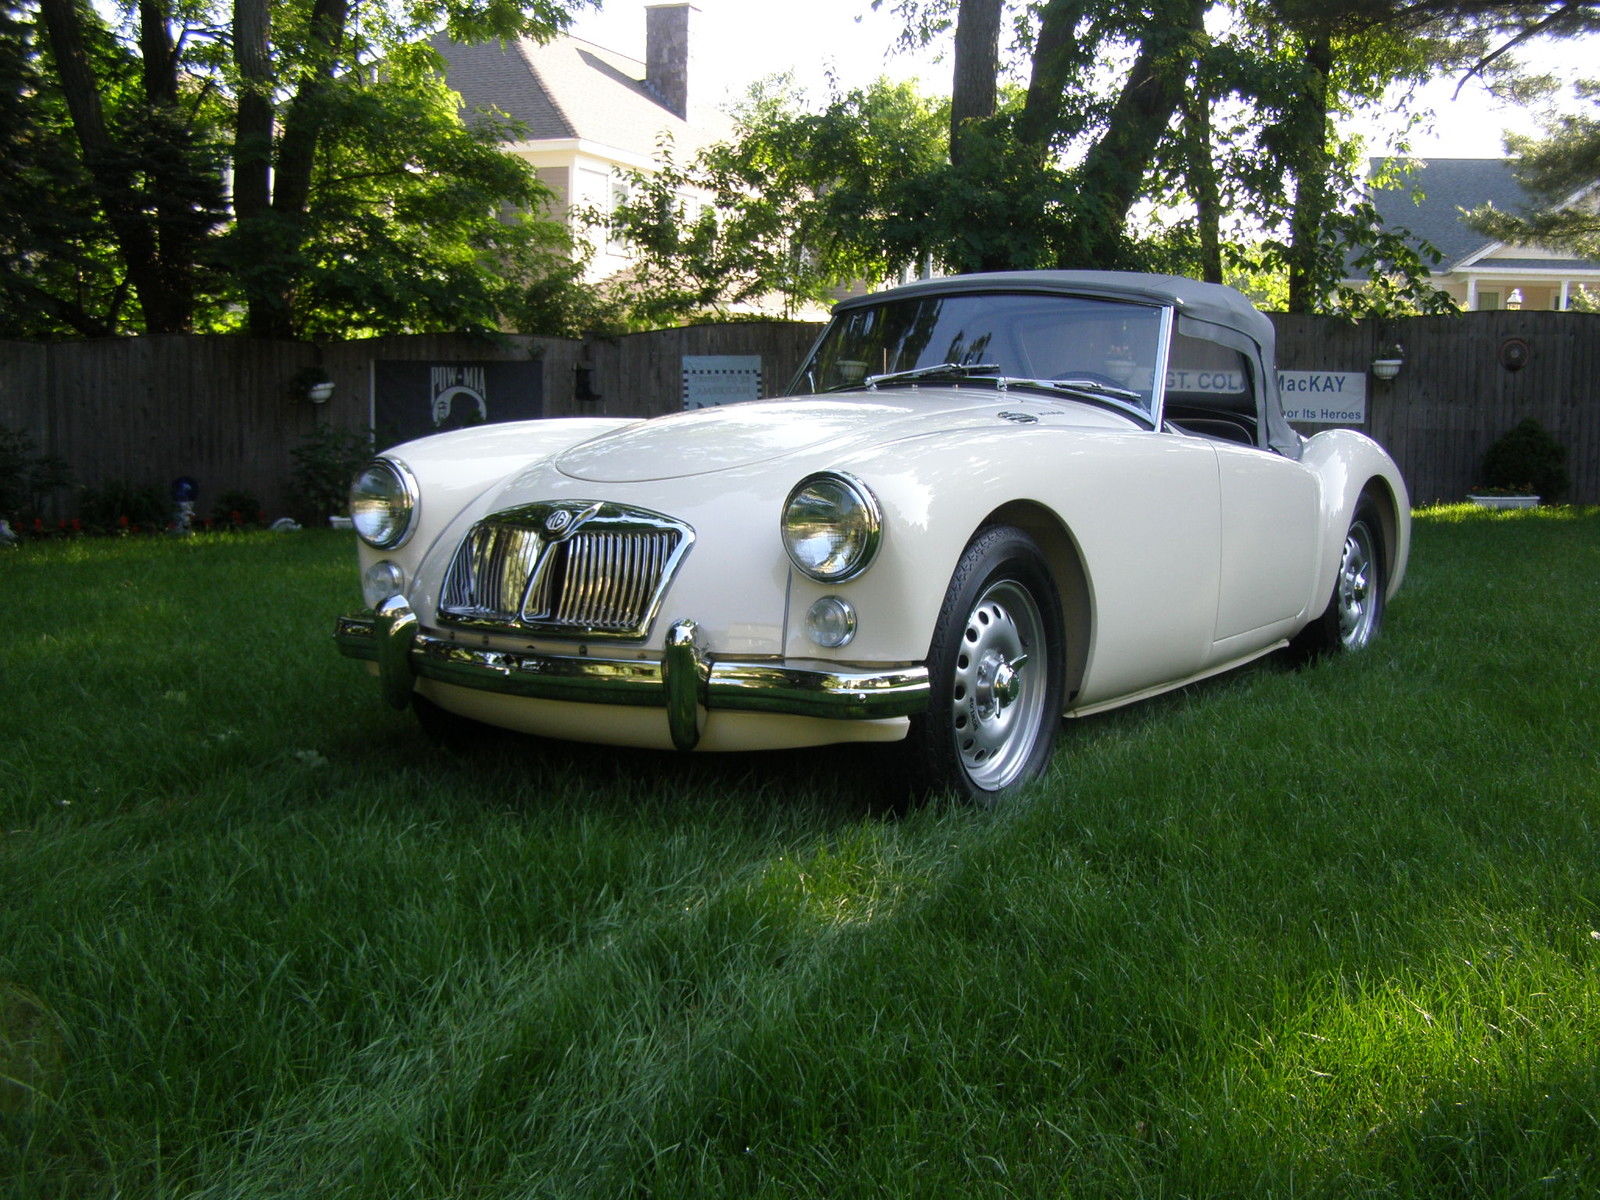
544 510 573 535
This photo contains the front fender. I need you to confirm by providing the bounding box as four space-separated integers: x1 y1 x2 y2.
1300 429 1412 606
784 426 1224 691
357 418 637 584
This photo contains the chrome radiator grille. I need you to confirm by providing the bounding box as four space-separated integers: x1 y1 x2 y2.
438 501 693 640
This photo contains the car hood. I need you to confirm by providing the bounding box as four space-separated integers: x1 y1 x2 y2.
554 392 1132 483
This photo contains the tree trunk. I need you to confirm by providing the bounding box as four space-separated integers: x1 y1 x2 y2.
1018 0 1092 160
1183 90 1223 283
1061 0 1206 267
1286 31 1333 313
36 0 187 332
246 0 349 336
949 0 1002 166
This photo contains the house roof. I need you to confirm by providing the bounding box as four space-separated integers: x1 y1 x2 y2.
1367 158 1532 270
430 31 726 161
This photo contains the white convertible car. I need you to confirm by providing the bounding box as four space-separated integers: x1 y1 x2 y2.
336 271 1409 801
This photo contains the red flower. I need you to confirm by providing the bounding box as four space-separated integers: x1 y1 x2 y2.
118 515 129 528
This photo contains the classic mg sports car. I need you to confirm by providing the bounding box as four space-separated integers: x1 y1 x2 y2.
336 271 1409 801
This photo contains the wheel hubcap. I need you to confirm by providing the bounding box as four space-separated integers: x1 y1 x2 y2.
1336 522 1378 649
950 579 1047 791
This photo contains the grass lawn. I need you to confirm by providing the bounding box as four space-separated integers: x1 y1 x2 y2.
2 508 1598 1198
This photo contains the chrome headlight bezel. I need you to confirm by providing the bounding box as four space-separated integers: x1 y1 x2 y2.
780 471 883 583
350 458 419 550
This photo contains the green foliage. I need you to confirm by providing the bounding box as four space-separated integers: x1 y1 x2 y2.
1480 416 1569 498
631 2 1479 315
11 0 599 338
0 425 71 520
76 478 168 530
1466 80 1600 257
290 423 374 522
0 0 133 336
606 78 950 323
209 489 265 526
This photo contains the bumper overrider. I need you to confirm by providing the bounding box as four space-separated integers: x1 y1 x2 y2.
335 596 931 751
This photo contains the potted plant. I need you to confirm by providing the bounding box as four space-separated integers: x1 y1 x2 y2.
1371 340 1405 381
1468 418 1568 508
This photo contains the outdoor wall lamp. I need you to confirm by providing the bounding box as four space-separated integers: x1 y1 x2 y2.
307 379 335 403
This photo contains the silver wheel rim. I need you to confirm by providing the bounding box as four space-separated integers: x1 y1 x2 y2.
951 578 1048 791
1337 522 1379 650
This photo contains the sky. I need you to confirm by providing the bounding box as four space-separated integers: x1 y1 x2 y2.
566 0 1599 159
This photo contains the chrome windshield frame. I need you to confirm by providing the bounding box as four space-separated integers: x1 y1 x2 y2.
791 289 1176 429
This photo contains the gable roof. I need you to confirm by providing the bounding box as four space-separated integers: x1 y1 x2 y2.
430 31 726 161
1367 157 1529 269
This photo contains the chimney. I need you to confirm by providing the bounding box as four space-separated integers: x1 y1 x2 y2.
645 3 694 120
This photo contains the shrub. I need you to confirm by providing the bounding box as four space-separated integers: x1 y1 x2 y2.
1480 418 1569 500
78 479 169 532
290 423 374 523
209 489 266 527
0 425 71 520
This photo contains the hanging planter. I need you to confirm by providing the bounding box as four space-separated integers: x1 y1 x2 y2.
290 366 336 404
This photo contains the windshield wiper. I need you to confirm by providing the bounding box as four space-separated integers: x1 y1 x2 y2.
1022 377 1143 402
865 362 1001 389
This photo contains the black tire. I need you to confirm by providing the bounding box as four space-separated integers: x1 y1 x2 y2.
902 525 1067 804
1291 496 1386 659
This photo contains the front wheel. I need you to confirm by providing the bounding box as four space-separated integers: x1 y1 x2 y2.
903 526 1066 804
1292 497 1386 658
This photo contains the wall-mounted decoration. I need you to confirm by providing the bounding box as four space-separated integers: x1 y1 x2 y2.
1499 337 1531 372
681 355 762 409
372 360 544 447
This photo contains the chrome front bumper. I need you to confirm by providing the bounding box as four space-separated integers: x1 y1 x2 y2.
335 597 930 751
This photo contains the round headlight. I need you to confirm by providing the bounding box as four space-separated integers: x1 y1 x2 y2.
781 472 882 582
350 459 418 550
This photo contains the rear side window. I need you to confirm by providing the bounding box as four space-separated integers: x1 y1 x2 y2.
1164 333 1259 447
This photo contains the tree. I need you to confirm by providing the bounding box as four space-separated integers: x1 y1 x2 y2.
1464 62 1600 259
859 0 1549 311
606 78 950 323
17 0 594 337
1 0 161 336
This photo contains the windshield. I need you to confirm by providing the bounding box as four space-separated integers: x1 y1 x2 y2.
795 292 1168 419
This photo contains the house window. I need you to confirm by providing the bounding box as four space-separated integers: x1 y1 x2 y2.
1478 290 1501 311
607 179 632 255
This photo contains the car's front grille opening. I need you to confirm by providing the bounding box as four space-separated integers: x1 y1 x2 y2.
438 502 693 640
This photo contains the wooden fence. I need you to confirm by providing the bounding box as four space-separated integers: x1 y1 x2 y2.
3 311 1597 521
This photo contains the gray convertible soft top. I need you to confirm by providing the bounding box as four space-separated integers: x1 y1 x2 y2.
833 270 1299 456
835 270 1276 359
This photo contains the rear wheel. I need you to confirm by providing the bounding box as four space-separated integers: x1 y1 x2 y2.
904 526 1066 804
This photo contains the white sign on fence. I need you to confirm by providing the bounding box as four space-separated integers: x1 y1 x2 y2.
682 355 763 409
1276 370 1367 424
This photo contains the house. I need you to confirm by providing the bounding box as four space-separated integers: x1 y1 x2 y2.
431 3 727 284
1356 157 1600 311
